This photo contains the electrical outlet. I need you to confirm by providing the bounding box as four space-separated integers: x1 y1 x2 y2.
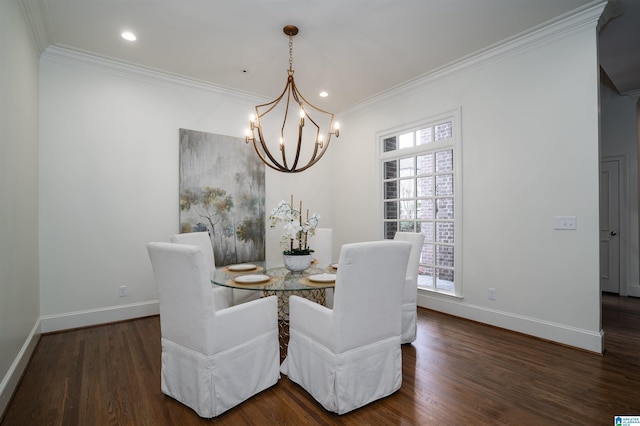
554 216 577 230
119 285 127 297
488 288 496 300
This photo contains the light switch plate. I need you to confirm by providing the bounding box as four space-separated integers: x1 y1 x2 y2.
554 216 577 230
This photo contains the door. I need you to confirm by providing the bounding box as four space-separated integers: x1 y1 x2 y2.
600 159 620 293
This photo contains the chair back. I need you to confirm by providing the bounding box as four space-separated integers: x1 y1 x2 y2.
331 240 410 353
147 242 215 354
393 232 425 301
170 232 215 272
308 228 333 267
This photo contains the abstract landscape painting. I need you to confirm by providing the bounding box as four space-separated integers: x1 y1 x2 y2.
179 128 265 265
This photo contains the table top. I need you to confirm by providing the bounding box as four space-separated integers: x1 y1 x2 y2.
211 261 337 291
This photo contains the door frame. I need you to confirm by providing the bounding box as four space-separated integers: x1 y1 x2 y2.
601 155 627 296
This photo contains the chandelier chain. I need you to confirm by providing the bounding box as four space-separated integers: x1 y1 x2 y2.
288 35 294 71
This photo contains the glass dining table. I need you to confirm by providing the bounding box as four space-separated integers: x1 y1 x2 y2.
211 261 336 357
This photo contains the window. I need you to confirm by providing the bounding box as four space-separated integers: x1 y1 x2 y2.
380 111 461 296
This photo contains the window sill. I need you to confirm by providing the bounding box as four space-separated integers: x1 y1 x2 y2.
418 286 463 299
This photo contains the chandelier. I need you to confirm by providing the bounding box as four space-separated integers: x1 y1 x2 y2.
245 25 340 173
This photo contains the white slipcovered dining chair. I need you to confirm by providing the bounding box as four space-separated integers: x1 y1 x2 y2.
308 227 334 308
281 240 411 414
393 231 426 344
170 232 259 307
147 242 280 418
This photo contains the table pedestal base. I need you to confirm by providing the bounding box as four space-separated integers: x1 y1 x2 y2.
263 288 326 359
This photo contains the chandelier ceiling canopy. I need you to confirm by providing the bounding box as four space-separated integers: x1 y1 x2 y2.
245 25 339 173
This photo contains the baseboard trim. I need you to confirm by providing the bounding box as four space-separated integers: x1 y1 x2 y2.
40 300 160 333
625 285 640 298
418 293 603 354
0 318 41 419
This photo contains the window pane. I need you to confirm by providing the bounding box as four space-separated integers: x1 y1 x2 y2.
436 245 454 267
384 222 398 239
435 121 452 141
435 149 453 172
384 181 398 200
422 244 434 265
417 154 433 175
418 266 434 287
436 222 454 244
399 132 413 149
419 221 434 242
417 199 434 219
417 176 433 197
436 269 454 291
399 178 414 199
399 157 414 177
399 221 415 232
384 160 398 179
384 201 398 219
436 198 453 219
435 174 453 196
383 136 397 152
416 127 433 145
400 199 415 220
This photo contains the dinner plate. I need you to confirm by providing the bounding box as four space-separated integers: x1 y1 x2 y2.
308 273 336 283
234 274 270 284
228 263 257 271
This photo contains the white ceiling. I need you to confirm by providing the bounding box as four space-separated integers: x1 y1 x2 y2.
23 0 638 112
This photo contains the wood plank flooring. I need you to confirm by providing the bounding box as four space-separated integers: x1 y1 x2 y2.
2 293 639 425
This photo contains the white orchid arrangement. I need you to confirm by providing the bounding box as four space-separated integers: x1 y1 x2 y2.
269 198 320 255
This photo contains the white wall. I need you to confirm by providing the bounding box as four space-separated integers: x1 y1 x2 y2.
0 0 41 413
600 80 640 296
38 47 336 331
333 5 604 352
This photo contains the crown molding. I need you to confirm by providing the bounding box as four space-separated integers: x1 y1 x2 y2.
621 88 640 99
18 0 54 54
41 45 269 104
344 1 607 116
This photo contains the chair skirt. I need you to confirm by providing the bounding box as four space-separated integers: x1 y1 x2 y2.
401 302 417 344
282 331 402 415
161 331 279 418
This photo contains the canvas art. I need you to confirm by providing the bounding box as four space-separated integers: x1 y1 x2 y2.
179 128 265 266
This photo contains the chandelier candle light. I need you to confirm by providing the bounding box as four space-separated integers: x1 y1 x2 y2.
245 25 340 173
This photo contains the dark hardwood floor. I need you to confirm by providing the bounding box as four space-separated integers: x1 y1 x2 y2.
2 293 639 425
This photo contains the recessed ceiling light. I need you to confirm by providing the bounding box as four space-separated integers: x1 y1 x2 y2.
121 31 137 41
319 91 328 97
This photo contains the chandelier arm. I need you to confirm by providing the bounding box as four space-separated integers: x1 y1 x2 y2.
251 138 284 171
289 119 305 171
279 79 297 170
304 112 333 144
255 102 290 170
250 79 293 171
290 78 323 158
289 77 335 116
304 138 320 166
290 76 336 150
293 136 333 172
254 125 286 170
255 85 288 117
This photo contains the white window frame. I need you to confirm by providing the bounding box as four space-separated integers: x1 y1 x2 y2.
377 108 462 297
